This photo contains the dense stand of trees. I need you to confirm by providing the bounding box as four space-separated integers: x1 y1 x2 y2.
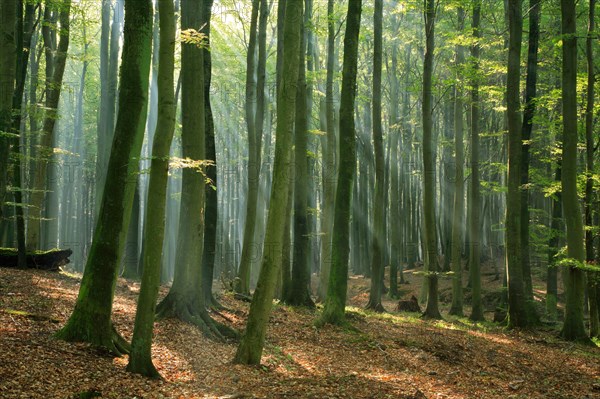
0 0 598 377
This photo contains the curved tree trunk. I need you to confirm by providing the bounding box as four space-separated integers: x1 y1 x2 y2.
127 0 176 378
234 0 303 365
55 0 152 356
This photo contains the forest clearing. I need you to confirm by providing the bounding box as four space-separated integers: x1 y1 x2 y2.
1 265 598 399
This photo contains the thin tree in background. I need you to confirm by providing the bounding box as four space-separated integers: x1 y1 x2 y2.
316 0 362 327
559 0 589 342
288 0 315 308
317 0 337 302
421 0 442 320
55 0 153 355
127 0 176 378
236 0 262 295
234 0 303 365
0 0 17 219
584 0 598 339
366 0 385 313
519 0 541 313
27 0 71 251
468 0 484 322
449 6 466 317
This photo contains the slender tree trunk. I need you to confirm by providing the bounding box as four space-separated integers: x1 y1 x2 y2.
236 0 261 295
559 0 590 341
546 165 561 321
0 0 17 219
584 0 598 338
127 0 176 378
469 0 484 322
520 0 541 307
449 7 466 317
366 0 385 313
234 0 303 365
506 0 531 328
201 0 220 309
288 0 314 308
316 0 362 327
421 0 441 320
55 0 153 356
317 0 337 302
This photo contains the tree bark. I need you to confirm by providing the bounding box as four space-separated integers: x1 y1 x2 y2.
55 0 153 356
234 0 303 365
316 0 362 327
127 0 176 378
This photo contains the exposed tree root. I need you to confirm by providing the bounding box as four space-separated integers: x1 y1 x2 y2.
55 321 130 357
365 301 386 313
157 292 238 341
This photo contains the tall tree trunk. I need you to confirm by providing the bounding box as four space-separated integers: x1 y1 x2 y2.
234 0 303 365
316 0 362 327
469 0 484 322
366 0 385 313
560 0 588 342
317 0 337 302
201 0 220 309
127 0 176 378
506 0 531 328
155 0 233 341
0 0 17 219
55 0 153 356
236 0 261 295
422 0 441 320
520 0 541 307
449 7 466 317
585 0 598 339
288 0 314 308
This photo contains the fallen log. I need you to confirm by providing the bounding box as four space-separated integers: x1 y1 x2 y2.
0 248 72 271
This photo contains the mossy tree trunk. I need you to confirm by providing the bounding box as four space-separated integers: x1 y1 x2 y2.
55 0 153 356
560 0 589 342
127 0 176 378
316 0 362 327
234 0 303 365
366 0 385 313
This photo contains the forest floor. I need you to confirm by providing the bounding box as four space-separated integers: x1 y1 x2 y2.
0 263 599 399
